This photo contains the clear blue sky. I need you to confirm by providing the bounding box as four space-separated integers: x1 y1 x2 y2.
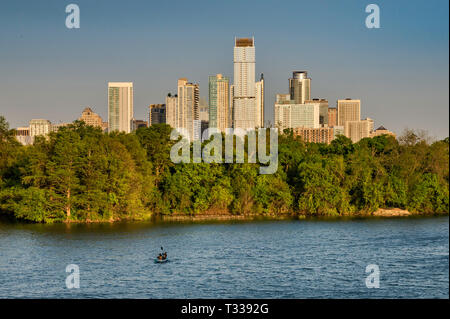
0 0 448 138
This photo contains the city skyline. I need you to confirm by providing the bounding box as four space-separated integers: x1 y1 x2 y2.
0 0 448 138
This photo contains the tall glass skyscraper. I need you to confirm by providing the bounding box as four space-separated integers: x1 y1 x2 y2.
208 74 229 132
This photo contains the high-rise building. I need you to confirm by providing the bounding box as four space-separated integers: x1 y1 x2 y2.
276 93 291 104
149 104 166 125
29 119 51 137
344 118 374 143
274 103 319 131
177 78 199 141
233 37 256 129
208 74 230 132
79 107 103 128
337 98 360 127
306 99 328 126
108 82 133 133
255 73 264 128
165 93 178 128
328 107 337 127
289 71 311 104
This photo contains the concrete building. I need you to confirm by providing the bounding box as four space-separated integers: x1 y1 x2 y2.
255 73 264 128
165 93 178 129
14 127 32 145
276 93 291 104
29 119 51 137
328 107 337 127
274 103 319 131
208 74 230 132
293 127 334 144
333 126 345 139
337 98 360 127
344 118 374 143
306 99 328 127
370 126 396 138
233 37 257 129
79 107 103 128
289 71 311 104
108 82 133 133
177 78 199 141
149 104 166 125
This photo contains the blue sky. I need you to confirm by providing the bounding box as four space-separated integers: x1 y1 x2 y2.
0 0 448 138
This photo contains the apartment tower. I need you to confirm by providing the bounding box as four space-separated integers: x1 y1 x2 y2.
108 82 133 133
177 78 199 140
233 37 256 129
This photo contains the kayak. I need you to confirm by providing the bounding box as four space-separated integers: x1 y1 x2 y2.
155 258 168 263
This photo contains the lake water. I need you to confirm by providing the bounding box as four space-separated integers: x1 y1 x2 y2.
0 217 448 298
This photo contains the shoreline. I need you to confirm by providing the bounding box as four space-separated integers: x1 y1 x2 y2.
1 208 447 225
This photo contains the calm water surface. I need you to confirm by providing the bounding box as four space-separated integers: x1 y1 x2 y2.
0 217 448 298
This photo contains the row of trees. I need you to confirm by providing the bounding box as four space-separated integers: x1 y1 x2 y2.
0 115 448 223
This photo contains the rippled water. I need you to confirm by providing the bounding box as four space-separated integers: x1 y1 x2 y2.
0 217 448 298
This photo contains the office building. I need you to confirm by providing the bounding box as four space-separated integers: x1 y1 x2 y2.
79 107 103 128
29 119 51 137
337 98 360 127
344 118 374 143
328 107 337 127
108 82 133 133
306 99 328 126
289 71 311 104
293 127 334 144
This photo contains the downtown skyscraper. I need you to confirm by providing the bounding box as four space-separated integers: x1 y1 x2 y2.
108 82 133 133
232 37 259 130
177 78 200 141
208 74 230 132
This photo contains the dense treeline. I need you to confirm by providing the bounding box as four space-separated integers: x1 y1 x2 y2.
0 115 448 223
